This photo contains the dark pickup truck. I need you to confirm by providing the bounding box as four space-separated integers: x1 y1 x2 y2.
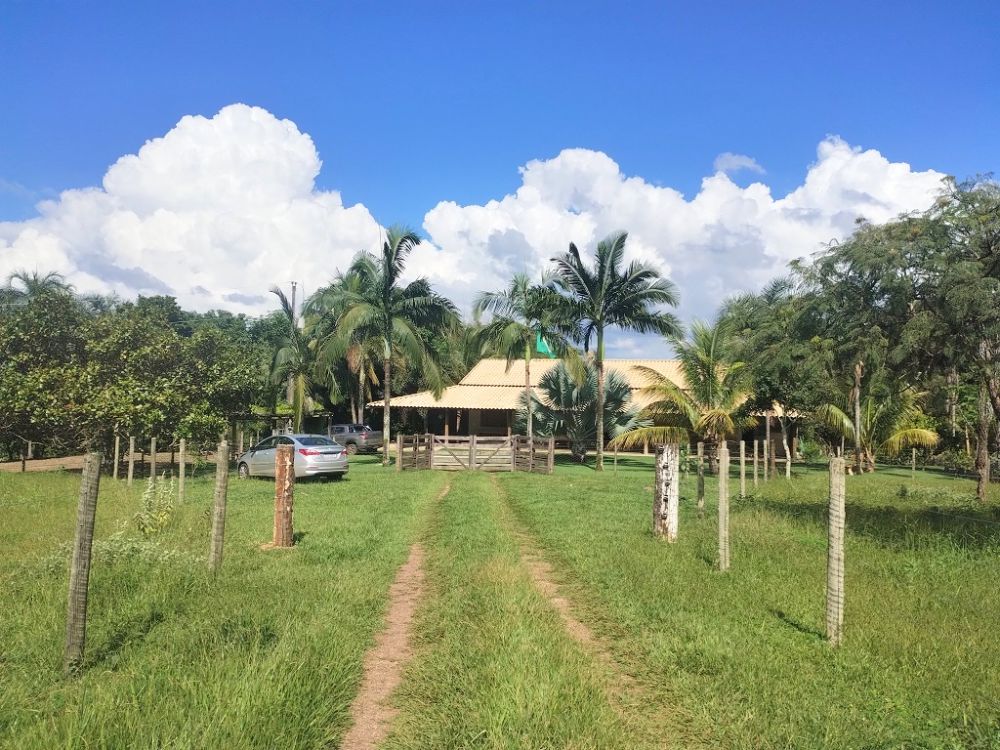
328 424 384 454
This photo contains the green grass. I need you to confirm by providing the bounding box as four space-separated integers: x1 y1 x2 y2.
500 459 1000 749
0 456 446 749
2 455 999 749
383 471 658 750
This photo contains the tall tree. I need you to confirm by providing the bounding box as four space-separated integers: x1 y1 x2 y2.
0 270 73 312
551 231 680 470
473 273 577 442
724 278 837 476
610 319 753 469
324 228 457 465
269 286 315 433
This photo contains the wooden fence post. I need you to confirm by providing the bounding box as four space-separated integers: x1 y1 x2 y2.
396 433 404 472
127 436 135 486
753 439 759 487
178 438 186 503
718 445 730 571
427 433 435 470
470 434 477 471
739 440 746 498
112 435 120 480
273 444 295 548
911 447 916 479
696 441 705 517
149 437 157 483
510 436 518 472
762 430 769 481
653 444 680 542
827 456 846 646
21 444 27 473
27 440 34 459
64 452 102 674
208 440 229 573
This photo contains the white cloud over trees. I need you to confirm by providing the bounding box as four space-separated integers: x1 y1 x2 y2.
1 104 948 328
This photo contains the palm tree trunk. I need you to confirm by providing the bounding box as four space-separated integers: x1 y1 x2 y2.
359 370 366 425
383 354 391 467
595 330 605 472
853 360 864 475
777 416 792 479
976 383 991 502
525 344 533 443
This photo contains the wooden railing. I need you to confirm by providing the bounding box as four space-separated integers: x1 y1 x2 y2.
395 434 554 474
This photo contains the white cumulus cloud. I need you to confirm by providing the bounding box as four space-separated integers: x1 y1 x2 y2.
1 106 949 356
0 104 382 313
414 137 948 353
713 152 766 175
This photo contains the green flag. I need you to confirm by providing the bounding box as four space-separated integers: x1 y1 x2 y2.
536 332 555 358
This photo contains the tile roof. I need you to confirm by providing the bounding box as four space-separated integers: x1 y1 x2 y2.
385 358 685 411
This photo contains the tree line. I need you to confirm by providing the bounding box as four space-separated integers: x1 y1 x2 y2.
2 179 997 493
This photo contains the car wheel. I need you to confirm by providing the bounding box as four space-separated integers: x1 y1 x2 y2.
345 443 358 455
331 473 345 481
238 462 250 479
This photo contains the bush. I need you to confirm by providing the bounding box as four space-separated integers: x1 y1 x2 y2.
926 448 976 474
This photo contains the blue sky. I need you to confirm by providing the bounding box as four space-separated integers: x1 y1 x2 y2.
3 1 997 224
1 1 999 354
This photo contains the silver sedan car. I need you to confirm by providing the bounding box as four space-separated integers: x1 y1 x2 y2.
237 434 349 480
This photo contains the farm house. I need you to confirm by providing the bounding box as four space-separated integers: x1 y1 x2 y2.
386 358 797 456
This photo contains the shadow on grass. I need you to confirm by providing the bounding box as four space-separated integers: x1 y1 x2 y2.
750 498 1000 551
771 608 824 640
88 609 166 669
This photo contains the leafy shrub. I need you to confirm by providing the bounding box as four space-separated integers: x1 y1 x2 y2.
134 474 175 536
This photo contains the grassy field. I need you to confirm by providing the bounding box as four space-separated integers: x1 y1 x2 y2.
0 456 446 748
2 455 999 748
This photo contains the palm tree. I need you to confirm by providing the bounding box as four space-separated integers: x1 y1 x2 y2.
269 286 315 432
610 319 754 468
551 231 681 470
323 227 457 465
518 361 647 463
1 270 73 312
815 387 939 473
473 273 578 442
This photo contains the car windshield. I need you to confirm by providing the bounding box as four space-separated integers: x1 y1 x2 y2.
297 436 338 447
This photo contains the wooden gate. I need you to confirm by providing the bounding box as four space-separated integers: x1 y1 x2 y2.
395 434 554 474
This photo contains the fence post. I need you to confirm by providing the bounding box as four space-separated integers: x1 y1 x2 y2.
208 440 229 573
739 440 747 498
150 437 157 484
653 444 680 542
427 433 435 470
178 438 186 503
718 445 730 571
27 440 34 459
696 441 705 517
112 435 120 480
126 437 135 486
753 439 759 487
827 456 846 646
273 444 295 548
396 433 404 472
64 452 102 674
547 436 555 474
469 434 477 471
911 447 916 479
21 444 27 473
510 436 518 472
762 430 769 481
